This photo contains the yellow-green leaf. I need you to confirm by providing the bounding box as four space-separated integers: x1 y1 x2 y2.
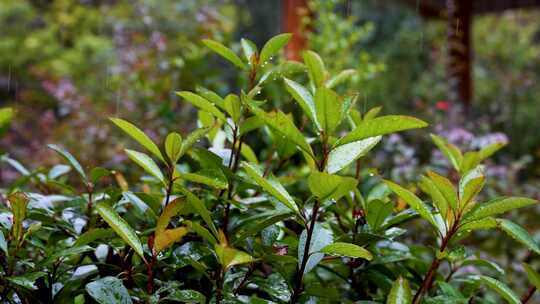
479 276 520 304
8 192 29 244
215 245 254 270
165 132 182 164
259 33 291 64
202 39 246 69
96 203 145 260
110 118 165 163
326 136 381 174
384 180 437 228
154 227 188 253
466 197 537 221
176 91 227 122
125 149 165 184
497 219 540 255
308 171 357 202
320 242 372 260
314 87 342 134
387 277 412 304
303 50 327 87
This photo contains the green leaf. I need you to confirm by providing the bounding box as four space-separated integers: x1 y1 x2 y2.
164 289 206 304
176 91 227 122
181 169 228 190
196 86 225 109
6 272 46 290
242 162 298 213
156 198 185 233
308 171 357 202
48 144 87 182
326 136 381 174
461 259 505 276
426 171 458 212
165 132 182 164
523 263 540 290
223 94 242 122
125 149 165 184
384 180 437 228
457 217 497 235
430 134 462 172
96 203 145 260
183 190 219 239
109 118 165 163
298 223 333 274
240 38 258 62
419 175 449 220
337 115 428 147
8 192 29 244
387 277 412 304
75 228 116 247
283 78 319 129
314 87 342 134
259 33 291 64
187 221 218 245
459 166 485 207
465 197 537 221
478 276 520 304
215 245 254 270
0 107 13 127
363 106 382 121
320 242 372 260
497 219 540 255
86 276 133 304
179 127 210 157
202 39 246 69
366 199 394 231
250 107 314 159
303 50 327 87
326 69 356 89
477 142 507 162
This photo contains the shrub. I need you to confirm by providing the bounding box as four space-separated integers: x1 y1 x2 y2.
0 34 539 304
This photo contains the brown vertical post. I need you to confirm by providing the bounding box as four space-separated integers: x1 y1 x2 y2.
446 0 472 108
282 0 309 61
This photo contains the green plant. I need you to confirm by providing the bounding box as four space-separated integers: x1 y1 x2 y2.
0 34 538 304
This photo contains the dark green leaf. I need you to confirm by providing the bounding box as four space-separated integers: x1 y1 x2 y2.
86 276 133 304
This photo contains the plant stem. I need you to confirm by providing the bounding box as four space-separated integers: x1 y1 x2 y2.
216 268 224 304
521 286 536 303
412 221 459 304
290 200 321 303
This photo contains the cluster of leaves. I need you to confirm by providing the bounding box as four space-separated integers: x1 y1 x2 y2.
0 34 539 304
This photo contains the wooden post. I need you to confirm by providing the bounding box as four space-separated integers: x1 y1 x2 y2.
282 0 309 61
446 0 472 108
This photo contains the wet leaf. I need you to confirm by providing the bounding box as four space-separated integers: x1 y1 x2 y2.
326 136 381 174
387 277 412 304
48 144 88 182
478 275 520 304
86 276 132 304
497 219 540 254
165 132 183 164
320 242 372 259
96 203 145 260
109 118 165 163
259 33 291 64
125 149 165 184
308 171 357 202
202 39 246 69
298 223 333 274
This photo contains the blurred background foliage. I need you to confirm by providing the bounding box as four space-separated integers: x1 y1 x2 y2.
1 0 540 199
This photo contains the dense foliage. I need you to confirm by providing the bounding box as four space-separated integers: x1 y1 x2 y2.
1 35 540 304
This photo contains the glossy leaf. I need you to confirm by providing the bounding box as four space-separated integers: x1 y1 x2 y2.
96 203 145 260
497 219 540 254
303 50 327 87
326 136 381 174
154 227 189 253
384 180 437 228
125 149 165 184
109 118 165 163
86 276 133 304
181 169 228 190
242 162 298 213
466 197 537 221
337 115 428 147
179 127 210 157
419 175 449 221
308 171 357 202
223 94 241 122
165 289 206 304
6 272 46 290
74 228 115 247
366 199 394 231
427 170 458 212
283 78 319 129
215 244 254 270
459 166 485 207
320 242 372 260
298 223 333 274
48 144 88 182
250 107 314 159
387 277 412 304
156 198 185 233
430 134 462 171
259 33 291 64
0 231 7 256
165 132 182 164
240 38 257 62
202 39 246 69
176 91 227 122
314 87 342 134
479 276 520 304
184 190 219 239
